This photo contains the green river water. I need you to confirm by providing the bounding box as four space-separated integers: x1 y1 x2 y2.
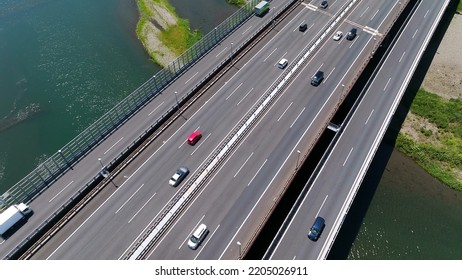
0 0 460 259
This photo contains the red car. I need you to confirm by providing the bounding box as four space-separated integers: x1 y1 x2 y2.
187 131 202 145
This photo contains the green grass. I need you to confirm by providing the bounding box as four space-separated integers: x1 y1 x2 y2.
396 89 462 191
150 0 203 54
158 18 201 57
410 88 462 136
227 0 248 7
135 0 202 66
396 133 462 191
458 0 462 12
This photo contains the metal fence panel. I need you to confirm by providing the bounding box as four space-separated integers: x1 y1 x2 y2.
0 0 284 210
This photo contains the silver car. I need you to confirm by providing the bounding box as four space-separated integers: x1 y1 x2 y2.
169 166 189 187
187 223 208 250
333 31 343 41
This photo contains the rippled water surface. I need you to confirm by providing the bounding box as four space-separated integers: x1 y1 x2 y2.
1 0 461 260
344 150 462 259
0 0 237 192
0 0 160 192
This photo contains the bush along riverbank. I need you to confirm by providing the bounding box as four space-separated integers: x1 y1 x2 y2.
135 0 201 67
397 88 462 191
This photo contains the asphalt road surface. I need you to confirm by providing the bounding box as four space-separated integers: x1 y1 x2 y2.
11 0 424 260
268 0 450 260
0 0 291 258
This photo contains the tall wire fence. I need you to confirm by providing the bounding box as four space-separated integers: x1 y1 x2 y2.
0 0 266 211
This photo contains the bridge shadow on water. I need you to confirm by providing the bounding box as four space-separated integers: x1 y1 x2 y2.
244 0 457 260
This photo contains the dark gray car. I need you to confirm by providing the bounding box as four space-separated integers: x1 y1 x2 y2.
346 28 357 40
311 70 324 86
308 216 325 241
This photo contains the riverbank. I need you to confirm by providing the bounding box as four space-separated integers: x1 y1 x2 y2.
397 9 462 191
226 0 247 6
135 0 201 67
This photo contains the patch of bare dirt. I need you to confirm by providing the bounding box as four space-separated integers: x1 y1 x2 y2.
421 13 462 100
400 112 441 145
145 1 177 30
139 0 178 67
141 21 176 66
452 166 462 183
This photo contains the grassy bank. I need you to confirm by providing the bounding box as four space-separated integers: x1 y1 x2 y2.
155 0 201 56
458 0 462 13
136 0 201 66
396 88 462 191
227 0 248 7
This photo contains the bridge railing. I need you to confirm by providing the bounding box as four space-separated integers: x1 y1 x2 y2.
124 0 311 259
0 0 265 210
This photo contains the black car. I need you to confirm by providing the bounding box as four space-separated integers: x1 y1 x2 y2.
320 1 328 9
346 28 357 40
308 216 325 241
310 70 324 86
299 23 308 32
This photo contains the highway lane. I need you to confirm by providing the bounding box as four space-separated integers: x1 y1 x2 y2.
47 0 398 260
31 1 340 259
348 0 402 31
30 0 398 260
147 31 373 259
30 0 400 258
0 0 295 258
268 0 450 259
146 0 405 259
146 0 380 258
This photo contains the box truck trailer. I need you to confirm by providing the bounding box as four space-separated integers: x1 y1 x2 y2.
0 203 32 237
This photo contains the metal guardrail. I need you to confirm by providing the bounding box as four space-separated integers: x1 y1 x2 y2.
242 0 367 259
0 0 265 210
320 0 432 259
124 0 300 260
262 0 422 260
5 0 295 259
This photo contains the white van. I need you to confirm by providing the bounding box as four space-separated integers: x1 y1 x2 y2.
278 58 288 69
187 223 208 250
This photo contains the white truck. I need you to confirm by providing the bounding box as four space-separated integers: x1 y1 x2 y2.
254 1 270 17
0 203 32 237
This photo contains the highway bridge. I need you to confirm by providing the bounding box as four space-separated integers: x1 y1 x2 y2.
0 0 453 259
265 0 452 260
